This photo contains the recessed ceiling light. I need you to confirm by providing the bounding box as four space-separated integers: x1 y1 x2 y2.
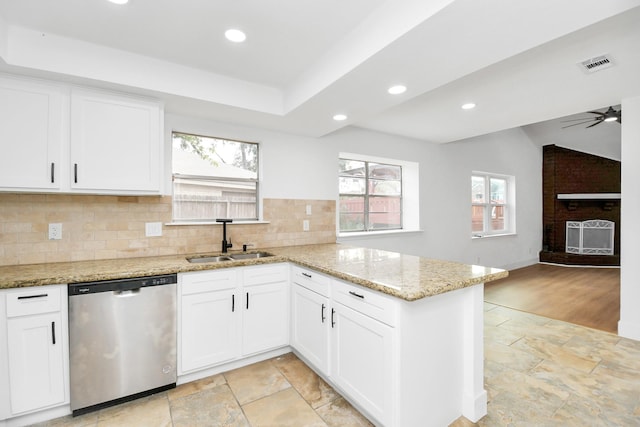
108 0 129 4
333 114 348 121
461 103 476 110
388 85 407 95
225 29 246 43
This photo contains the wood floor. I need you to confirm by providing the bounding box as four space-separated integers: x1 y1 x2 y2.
484 263 620 333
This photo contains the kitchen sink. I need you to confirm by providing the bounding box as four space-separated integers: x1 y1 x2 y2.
186 252 274 263
186 255 234 263
228 251 274 260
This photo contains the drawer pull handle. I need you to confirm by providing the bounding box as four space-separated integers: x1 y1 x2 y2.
331 308 336 328
74 163 78 183
321 303 326 323
17 293 48 300
232 294 235 312
246 292 249 310
302 272 312 278
349 291 365 299
51 163 55 183
51 321 56 345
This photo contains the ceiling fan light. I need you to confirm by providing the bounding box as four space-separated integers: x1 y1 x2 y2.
604 116 618 122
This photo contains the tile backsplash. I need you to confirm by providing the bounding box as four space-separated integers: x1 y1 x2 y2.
0 194 336 266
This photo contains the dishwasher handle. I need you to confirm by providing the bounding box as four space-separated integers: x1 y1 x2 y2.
113 288 141 297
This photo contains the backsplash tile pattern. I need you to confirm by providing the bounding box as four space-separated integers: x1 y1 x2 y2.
0 195 336 266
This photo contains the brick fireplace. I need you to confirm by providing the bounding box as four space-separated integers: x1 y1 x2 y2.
540 145 620 266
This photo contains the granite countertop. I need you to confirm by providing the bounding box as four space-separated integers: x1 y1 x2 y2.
0 243 508 301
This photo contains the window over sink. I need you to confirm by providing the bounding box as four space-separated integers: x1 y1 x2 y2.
172 132 259 222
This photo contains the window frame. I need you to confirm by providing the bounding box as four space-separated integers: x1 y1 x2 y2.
171 131 260 223
338 153 420 237
339 158 403 233
471 171 515 238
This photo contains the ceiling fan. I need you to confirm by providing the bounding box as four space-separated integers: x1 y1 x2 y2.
561 106 622 129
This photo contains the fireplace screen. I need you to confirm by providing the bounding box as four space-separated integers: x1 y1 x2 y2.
566 220 614 255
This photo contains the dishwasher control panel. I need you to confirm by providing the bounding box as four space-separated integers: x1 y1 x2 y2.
68 274 177 295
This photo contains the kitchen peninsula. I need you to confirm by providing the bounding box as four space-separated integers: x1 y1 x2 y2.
0 243 507 426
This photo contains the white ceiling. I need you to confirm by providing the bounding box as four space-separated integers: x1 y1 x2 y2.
0 0 639 145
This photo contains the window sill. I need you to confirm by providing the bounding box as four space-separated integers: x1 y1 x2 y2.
338 229 423 239
166 220 271 226
471 232 516 240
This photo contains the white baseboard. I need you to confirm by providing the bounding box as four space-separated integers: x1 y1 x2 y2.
177 346 291 385
462 389 488 423
618 321 640 341
499 257 539 271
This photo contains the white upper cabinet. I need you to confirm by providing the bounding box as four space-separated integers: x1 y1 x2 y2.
0 74 164 195
70 89 163 194
0 76 65 191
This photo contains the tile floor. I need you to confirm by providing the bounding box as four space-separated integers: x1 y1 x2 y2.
35 352 372 427
37 303 640 426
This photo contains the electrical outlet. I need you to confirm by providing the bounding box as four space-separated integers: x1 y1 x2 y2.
303 220 310 231
306 204 312 215
48 223 62 240
145 222 163 237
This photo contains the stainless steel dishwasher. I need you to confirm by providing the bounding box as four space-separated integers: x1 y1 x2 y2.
68 274 177 416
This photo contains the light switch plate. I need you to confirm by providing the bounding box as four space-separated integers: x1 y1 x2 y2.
306 204 312 215
48 223 62 240
303 220 310 231
145 222 163 237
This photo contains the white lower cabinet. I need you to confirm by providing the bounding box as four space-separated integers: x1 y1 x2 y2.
178 263 289 375
291 282 330 373
241 280 289 356
0 285 69 421
330 301 395 426
180 269 240 372
291 266 397 426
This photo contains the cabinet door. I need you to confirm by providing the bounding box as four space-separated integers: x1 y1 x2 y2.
70 89 162 194
0 77 64 191
7 312 65 415
241 281 289 356
331 303 394 426
180 288 239 373
291 284 330 373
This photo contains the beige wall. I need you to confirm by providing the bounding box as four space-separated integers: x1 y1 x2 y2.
0 194 335 266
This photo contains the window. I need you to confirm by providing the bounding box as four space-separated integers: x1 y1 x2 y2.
172 132 258 222
471 172 514 237
339 158 403 232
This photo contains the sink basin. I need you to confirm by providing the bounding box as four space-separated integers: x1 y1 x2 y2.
186 252 274 263
186 255 233 263
229 251 274 260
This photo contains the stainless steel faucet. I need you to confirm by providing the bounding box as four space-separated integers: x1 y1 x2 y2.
216 219 233 253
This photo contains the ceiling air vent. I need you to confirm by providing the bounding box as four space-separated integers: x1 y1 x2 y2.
578 54 614 74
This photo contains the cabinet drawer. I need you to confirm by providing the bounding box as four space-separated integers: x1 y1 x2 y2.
6 286 61 317
332 280 398 327
291 266 330 296
180 268 238 295
244 263 288 286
